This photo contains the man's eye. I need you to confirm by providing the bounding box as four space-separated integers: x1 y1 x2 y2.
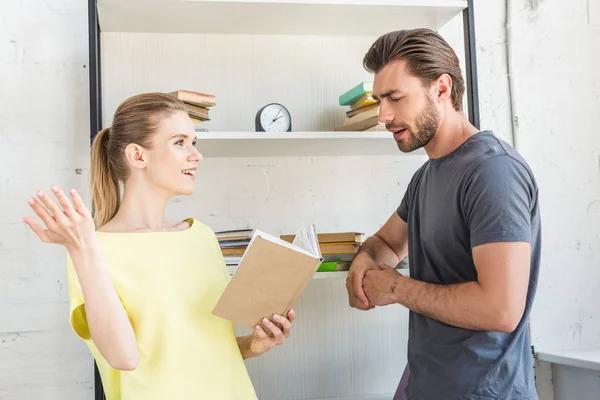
390 97 403 103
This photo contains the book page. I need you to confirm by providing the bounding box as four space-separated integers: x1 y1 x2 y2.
306 224 322 259
292 224 315 256
256 229 318 259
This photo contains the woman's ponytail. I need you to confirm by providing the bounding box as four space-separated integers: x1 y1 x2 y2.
90 127 120 228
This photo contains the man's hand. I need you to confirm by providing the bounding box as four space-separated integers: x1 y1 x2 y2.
363 264 401 307
346 253 380 310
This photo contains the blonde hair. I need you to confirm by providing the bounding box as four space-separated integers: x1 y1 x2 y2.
90 93 187 228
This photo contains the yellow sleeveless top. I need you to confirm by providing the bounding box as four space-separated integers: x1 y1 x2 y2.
66 218 258 399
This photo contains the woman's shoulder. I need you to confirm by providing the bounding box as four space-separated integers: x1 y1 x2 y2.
183 217 218 236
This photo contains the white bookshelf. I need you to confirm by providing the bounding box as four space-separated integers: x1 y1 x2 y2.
195 131 426 157
93 1 467 398
98 0 466 156
97 0 467 35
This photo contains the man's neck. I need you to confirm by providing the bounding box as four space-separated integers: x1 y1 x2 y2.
424 112 480 160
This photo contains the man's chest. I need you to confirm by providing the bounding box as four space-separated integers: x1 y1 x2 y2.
408 171 472 256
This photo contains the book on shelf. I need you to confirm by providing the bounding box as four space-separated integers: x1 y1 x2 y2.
322 253 355 262
215 228 253 240
212 224 323 329
317 260 351 272
337 81 385 132
281 231 364 244
349 93 377 110
336 116 381 132
347 102 378 117
338 81 373 106
281 230 362 269
363 123 387 132
168 89 216 108
318 242 361 254
185 102 211 120
216 228 253 263
167 89 215 129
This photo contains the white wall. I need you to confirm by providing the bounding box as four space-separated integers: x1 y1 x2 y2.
0 0 93 399
2 0 599 399
510 1 600 397
510 0 600 353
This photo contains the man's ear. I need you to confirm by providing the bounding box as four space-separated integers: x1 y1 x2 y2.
125 143 147 170
435 73 453 104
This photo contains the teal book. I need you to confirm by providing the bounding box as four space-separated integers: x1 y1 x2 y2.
339 81 373 106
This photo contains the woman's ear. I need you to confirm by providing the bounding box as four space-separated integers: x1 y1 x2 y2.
125 143 147 170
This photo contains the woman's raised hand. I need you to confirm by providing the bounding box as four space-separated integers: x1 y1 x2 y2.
22 185 96 250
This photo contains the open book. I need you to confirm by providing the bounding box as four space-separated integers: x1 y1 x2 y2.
212 224 323 329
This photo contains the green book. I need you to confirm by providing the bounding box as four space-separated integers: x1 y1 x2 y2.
339 81 373 106
317 261 351 272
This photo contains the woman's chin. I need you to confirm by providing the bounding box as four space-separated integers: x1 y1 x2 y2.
168 184 195 197
180 187 195 196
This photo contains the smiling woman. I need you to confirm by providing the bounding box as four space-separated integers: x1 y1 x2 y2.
21 92 296 400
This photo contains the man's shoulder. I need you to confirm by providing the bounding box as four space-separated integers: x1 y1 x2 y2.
463 131 536 185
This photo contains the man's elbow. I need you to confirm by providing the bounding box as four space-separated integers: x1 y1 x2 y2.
493 307 525 333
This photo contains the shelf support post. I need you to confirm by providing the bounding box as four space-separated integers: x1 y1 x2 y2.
88 0 105 399
463 0 480 129
89 0 102 145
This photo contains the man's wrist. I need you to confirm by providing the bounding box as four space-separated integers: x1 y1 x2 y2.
390 274 406 304
353 250 373 263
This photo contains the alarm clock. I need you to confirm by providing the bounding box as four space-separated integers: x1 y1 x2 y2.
255 103 292 132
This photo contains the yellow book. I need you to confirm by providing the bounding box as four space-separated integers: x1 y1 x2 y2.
350 93 377 110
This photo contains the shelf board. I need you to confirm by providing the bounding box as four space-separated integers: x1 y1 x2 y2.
97 0 467 36
195 131 425 157
537 348 600 371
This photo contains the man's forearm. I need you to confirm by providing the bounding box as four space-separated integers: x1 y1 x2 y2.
357 234 402 267
391 276 518 332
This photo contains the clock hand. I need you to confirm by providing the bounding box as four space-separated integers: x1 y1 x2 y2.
272 110 282 122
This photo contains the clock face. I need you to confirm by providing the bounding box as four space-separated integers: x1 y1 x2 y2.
259 104 291 132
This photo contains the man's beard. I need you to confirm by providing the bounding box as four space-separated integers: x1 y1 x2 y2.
389 94 440 153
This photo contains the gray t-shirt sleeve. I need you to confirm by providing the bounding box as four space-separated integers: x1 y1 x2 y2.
464 155 535 248
397 166 423 223
397 189 409 222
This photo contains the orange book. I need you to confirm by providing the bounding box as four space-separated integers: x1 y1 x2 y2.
168 89 215 108
281 232 364 244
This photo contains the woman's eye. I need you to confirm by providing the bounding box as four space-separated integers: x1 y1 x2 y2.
192 141 197 146
175 140 184 146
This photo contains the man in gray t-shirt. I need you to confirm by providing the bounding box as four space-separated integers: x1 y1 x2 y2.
347 29 540 400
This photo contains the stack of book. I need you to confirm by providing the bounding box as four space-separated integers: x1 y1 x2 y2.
215 228 253 275
335 82 385 132
168 89 216 129
280 231 364 272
